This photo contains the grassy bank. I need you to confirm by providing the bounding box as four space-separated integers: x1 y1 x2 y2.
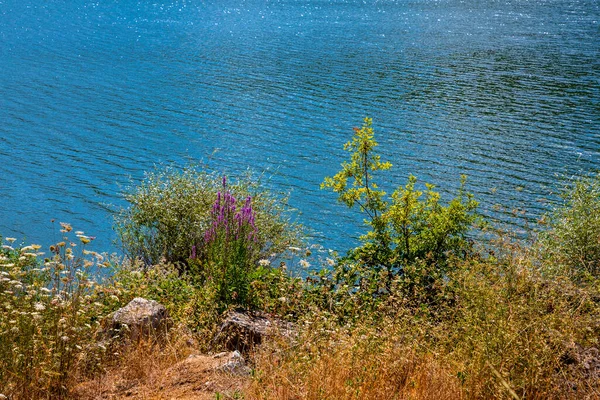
1 120 599 399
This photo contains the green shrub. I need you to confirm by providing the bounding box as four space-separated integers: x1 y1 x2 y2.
322 118 478 294
540 174 600 278
115 166 302 269
115 167 304 312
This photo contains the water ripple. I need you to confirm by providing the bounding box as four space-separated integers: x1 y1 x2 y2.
0 0 598 253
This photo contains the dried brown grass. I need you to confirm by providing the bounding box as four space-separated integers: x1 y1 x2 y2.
245 238 600 400
74 327 251 400
247 322 464 400
74 328 195 399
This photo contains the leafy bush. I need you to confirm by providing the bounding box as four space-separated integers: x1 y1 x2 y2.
115 166 302 269
322 118 478 294
115 168 306 312
540 174 600 278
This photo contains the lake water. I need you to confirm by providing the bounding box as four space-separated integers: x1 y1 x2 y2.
1 0 598 254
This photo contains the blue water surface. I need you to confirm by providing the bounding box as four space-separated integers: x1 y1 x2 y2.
0 0 598 254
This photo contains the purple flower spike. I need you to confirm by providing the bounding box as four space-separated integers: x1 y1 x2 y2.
200 186 259 260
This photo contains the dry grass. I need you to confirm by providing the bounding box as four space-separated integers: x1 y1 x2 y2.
245 239 600 400
74 330 194 399
246 321 464 400
74 328 249 400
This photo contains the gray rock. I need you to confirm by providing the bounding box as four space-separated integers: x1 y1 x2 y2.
109 297 168 341
211 310 295 352
214 350 251 376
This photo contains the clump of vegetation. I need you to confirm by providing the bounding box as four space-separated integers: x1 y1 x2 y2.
115 167 301 269
322 119 478 272
0 224 120 399
189 180 263 307
319 118 479 314
114 168 303 311
540 173 600 278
